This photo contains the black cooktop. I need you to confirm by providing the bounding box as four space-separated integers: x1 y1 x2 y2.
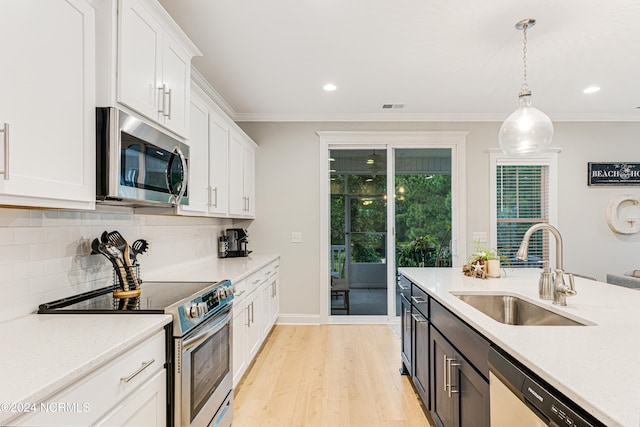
38 281 219 314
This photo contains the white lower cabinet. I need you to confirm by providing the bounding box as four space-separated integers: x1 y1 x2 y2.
10 330 166 427
246 285 264 362
93 369 166 427
232 260 280 387
232 290 248 387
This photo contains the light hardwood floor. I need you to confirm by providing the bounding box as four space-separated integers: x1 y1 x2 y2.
233 324 433 427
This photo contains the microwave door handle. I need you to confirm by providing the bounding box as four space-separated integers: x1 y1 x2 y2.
167 146 188 204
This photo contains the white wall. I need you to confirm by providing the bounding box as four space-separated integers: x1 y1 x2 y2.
239 121 640 320
0 207 232 323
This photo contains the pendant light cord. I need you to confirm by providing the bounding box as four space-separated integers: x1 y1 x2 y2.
520 22 531 97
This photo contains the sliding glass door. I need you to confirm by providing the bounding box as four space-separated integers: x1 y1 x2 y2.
328 146 453 319
330 149 388 316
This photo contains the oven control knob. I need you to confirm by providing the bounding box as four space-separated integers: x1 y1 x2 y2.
188 304 200 318
198 302 208 315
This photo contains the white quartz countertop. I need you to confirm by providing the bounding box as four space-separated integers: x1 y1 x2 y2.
0 314 171 425
144 253 280 284
0 253 278 425
399 267 640 427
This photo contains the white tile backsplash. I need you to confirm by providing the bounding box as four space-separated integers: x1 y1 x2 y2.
0 207 234 322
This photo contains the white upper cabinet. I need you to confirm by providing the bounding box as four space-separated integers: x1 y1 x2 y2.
208 109 230 215
178 90 210 215
179 87 232 217
228 133 244 217
117 0 162 122
100 0 200 138
229 132 256 219
243 140 256 218
182 83 258 219
0 0 96 209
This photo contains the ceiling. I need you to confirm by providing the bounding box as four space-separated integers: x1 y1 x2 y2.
158 0 640 122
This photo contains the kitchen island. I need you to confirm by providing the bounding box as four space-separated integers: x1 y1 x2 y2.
399 267 640 427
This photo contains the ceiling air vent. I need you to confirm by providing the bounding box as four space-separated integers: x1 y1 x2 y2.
382 104 405 109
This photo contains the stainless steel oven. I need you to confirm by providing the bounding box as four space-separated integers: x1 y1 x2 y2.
174 304 233 427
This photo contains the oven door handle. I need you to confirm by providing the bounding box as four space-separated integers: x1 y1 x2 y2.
182 310 231 352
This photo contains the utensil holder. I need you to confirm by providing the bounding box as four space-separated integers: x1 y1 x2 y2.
112 265 142 304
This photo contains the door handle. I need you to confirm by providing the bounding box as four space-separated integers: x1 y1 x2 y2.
411 296 427 304
166 87 172 119
448 358 461 397
157 85 166 115
411 313 426 323
120 359 155 383
0 123 9 180
443 355 449 393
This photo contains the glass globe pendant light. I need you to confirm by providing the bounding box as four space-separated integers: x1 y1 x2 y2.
499 19 553 156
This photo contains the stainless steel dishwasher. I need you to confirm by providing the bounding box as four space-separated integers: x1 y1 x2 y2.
488 347 605 427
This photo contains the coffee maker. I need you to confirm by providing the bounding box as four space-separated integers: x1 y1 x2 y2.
218 228 251 258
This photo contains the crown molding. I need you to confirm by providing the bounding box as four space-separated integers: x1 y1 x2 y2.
191 67 237 119
234 111 640 123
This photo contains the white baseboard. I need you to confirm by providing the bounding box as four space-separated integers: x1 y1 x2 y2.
276 314 321 325
275 314 401 325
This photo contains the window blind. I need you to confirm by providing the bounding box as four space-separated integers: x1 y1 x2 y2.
496 165 549 268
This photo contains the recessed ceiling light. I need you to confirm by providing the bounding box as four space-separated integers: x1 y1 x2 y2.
583 86 600 94
323 83 337 92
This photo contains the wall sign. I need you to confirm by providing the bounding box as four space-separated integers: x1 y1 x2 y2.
588 163 640 186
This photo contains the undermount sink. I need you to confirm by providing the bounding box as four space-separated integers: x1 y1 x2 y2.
451 293 590 326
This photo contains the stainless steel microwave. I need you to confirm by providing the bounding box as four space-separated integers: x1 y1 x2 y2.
96 107 189 206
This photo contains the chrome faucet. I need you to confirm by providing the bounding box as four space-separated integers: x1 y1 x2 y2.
516 223 577 306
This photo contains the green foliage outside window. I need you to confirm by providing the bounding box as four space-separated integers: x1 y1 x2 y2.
331 172 452 267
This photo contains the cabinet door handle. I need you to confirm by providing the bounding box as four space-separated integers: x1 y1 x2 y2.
166 87 172 119
411 313 426 323
411 296 427 304
398 283 410 291
246 305 251 327
212 187 218 208
158 85 166 114
207 186 212 206
235 290 245 297
448 358 461 397
0 123 9 180
443 355 449 393
250 301 254 323
120 359 155 383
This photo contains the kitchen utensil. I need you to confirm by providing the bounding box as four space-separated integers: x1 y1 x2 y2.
106 231 140 290
92 239 131 292
130 239 149 265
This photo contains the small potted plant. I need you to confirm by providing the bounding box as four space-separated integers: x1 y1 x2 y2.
463 240 501 278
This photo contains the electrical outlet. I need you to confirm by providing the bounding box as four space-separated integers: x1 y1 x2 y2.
291 232 303 243
472 232 487 243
